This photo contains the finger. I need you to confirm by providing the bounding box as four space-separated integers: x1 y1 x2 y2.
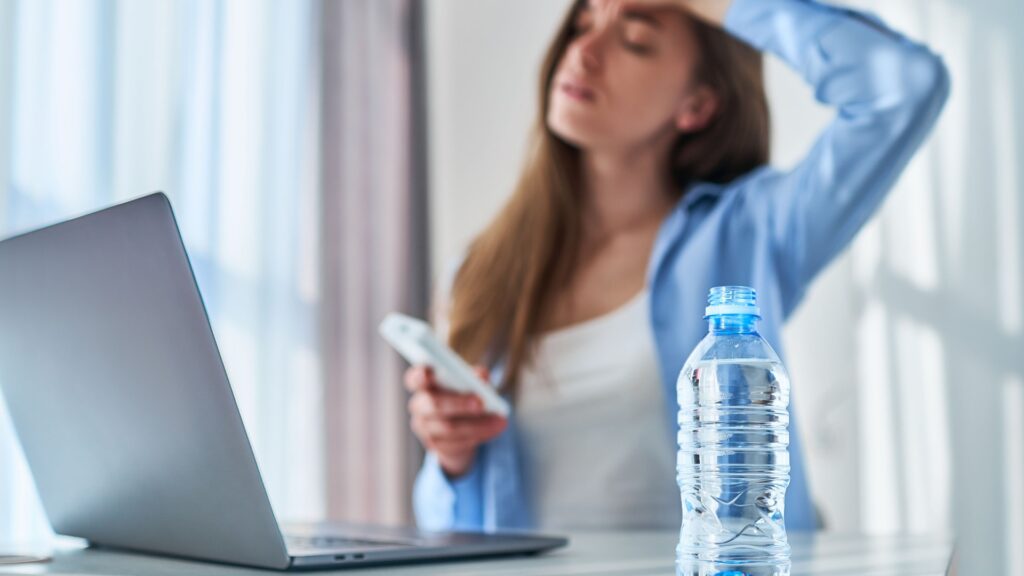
408 390 483 418
476 415 509 442
430 437 478 456
410 415 507 454
426 414 508 444
429 417 506 458
407 392 442 418
418 417 487 443
472 365 490 383
610 0 625 20
410 414 478 449
403 365 435 393
409 416 438 452
435 391 484 417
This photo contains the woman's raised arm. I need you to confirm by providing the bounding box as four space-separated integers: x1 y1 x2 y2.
640 0 950 314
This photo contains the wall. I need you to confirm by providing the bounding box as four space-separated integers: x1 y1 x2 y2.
425 0 567 271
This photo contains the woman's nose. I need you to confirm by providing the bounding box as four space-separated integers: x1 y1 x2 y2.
572 29 605 73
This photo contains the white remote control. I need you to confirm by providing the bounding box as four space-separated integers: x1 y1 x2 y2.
379 313 511 417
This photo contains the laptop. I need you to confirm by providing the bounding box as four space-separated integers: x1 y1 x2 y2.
0 193 567 570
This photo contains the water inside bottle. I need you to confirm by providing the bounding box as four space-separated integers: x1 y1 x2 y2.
676 357 791 576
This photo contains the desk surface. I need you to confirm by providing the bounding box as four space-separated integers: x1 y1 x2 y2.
0 531 951 575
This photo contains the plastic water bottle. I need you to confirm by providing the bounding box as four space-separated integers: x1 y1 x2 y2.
676 286 791 576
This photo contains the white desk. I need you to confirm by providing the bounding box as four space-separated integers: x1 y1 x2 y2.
0 531 952 575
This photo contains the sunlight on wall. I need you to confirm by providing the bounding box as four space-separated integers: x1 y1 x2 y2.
855 300 900 533
928 1 969 273
989 32 1022 336
837 0 959 538
888 143 939 292
1004 376 1024 574
893 316 950 533
837 2 1024 550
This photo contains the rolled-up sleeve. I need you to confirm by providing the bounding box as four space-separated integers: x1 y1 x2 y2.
413 450 486 530
725 0 951 316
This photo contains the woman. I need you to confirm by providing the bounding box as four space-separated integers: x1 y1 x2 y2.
405 0 949 532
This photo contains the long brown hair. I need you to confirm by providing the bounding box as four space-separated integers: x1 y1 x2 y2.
446 2 770 396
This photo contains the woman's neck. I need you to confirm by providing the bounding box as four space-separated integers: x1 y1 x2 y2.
580 140 677 239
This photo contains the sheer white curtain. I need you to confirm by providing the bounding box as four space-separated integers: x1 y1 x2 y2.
0 0 425 543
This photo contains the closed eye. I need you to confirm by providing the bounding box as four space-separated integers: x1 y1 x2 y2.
621 21 656 54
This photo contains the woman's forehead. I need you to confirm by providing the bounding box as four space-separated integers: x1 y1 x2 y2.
577 0 677 28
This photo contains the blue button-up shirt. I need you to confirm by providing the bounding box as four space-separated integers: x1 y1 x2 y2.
413 0 950 533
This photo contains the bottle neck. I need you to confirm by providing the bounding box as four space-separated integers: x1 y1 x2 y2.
707 314 759 335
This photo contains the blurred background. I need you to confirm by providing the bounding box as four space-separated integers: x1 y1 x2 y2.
0 0 1021 573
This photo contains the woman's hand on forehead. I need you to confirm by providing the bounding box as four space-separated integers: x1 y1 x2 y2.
620 0 732 26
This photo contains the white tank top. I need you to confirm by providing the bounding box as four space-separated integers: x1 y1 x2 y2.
516 289 681 530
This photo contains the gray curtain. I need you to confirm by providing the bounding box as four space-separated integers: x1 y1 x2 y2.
320 0 429 525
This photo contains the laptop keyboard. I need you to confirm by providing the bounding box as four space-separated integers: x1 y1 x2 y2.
286 535 413 550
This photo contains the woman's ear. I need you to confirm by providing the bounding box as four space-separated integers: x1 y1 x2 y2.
674 85 719 133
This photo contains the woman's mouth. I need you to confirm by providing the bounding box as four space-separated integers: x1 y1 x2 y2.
560 80 596 102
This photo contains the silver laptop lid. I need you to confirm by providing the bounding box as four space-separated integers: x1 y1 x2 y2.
0 193 291 569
